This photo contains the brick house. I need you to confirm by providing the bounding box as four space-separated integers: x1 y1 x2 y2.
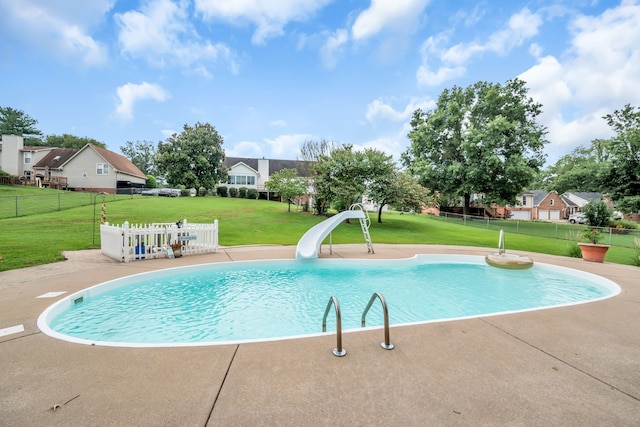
509 190 569 220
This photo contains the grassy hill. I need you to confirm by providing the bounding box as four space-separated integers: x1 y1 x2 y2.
1 186 638 271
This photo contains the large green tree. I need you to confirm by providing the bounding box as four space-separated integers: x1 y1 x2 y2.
596 104 640 213
298 139 336 214
120 140 158 176
315 145 395 213
0 106 42 143
156 122 227 191
367 170 433 223
403 79 547 215
538 146 602 194
265 168 308 212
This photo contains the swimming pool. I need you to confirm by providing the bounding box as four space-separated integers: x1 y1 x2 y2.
38 255 620 347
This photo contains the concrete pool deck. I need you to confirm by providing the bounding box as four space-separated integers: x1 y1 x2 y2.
0 244 638 426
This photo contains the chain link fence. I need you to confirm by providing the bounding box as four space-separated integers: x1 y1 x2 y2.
433 211 640 249
0 192 133 219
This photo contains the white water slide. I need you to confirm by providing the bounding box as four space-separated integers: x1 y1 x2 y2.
295 205 373 259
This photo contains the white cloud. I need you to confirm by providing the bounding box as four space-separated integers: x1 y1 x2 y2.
226 140 265 158
320 29 349 69
0 0 110 66
264 134 314 158
351 0 430 41
114 82 171 121
416 33 466 86
115 0 235 74
519 1 640 163
270 119 287 127
194 0 332 45
443 8 542 64
417 8 543 87
365 97 434 124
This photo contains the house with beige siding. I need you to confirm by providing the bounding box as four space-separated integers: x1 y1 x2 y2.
1 134 146 193
0 134 56 181
32 144 146 193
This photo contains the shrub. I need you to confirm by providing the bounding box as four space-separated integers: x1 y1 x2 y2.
180 189 191 197
247 188 259 199
609 219 638 230
145 175 158 188
582 199 611 228
229 187 238 197
565 231 582 258
238 187 248 198
216 186 228 197
198 186 207 197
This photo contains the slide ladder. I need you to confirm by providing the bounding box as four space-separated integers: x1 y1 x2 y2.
350 203 374 254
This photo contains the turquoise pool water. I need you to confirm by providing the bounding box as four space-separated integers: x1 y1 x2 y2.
39 255 620 347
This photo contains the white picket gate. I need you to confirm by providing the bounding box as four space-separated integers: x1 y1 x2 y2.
100 219 218 262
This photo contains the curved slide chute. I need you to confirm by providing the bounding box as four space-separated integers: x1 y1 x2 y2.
295 210 366 259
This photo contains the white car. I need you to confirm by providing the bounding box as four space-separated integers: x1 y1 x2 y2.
568 213 587 224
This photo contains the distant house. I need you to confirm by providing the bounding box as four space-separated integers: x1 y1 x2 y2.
508 190 606 221
1 134 146 193
222 157 310 199
509 190 569 220
561 192 604 216
0 134 56 181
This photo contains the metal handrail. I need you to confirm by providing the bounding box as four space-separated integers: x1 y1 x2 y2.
498 229 505 255
361 292 394 350
350 203 371 229
322 296 347 357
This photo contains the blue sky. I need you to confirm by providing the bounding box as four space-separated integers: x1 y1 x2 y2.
1 0 639 165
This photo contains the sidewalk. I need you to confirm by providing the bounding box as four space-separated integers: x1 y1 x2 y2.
1 245 639 426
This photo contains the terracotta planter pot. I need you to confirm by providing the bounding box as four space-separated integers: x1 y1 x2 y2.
578 243 610 263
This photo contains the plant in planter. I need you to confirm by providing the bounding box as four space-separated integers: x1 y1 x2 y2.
578 228 609 262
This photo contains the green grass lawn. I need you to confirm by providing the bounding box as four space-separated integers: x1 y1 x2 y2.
1 186 638 271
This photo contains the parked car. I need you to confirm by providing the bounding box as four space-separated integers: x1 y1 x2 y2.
141 189 159 196
158 188 180 197
568 213 587 224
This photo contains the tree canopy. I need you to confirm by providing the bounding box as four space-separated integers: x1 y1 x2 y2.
597 104 640 213
265 168 308 212
156 122 227 191
298 139 336 214
536 146 602 194
367 170 433 223
403 79 547 214
120 140 158 176
40 134 106 149
314 145 396 214
0 106 42 140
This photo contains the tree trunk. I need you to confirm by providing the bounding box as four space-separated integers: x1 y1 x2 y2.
463 194 471 216
377 203 386 223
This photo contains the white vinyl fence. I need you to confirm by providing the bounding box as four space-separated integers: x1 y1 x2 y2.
100 219 218 262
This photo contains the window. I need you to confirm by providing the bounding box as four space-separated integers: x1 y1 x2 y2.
227 175 255 185
550 199 555 206
522 196 527 206
97 163 109 175
23 152 32 164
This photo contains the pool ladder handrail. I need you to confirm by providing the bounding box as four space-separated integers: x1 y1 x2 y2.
322 296 346 357
361 292 394 350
